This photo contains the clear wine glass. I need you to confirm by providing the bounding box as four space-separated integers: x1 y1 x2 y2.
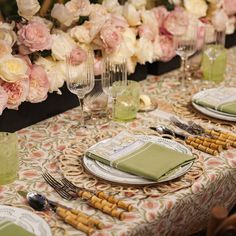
203 29 226 82
175 21 198 90
66 50 95 131
101 57 127 120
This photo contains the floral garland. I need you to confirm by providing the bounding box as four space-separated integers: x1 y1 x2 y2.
0 0 235 115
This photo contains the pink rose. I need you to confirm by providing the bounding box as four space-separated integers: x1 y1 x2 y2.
152 6 169 27
156 34 176 62
0 85 8 115
1 79 29 109
69 47 87 65
100 23 122 54
27 65 49 103
223 0 236 16
163 7 189 36
138 25 155 41
17 21 52 54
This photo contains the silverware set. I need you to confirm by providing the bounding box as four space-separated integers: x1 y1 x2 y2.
150 117 236 156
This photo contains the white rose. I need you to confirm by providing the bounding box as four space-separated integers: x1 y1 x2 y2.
226 16 236 34
136 37 154 64
51 4 74 27
51 32 76 61
0 22 15 31
16 0 40 20
0 28 17 47
128 0 146 10
106 28 136 64
0 55 28 83
183 0 208 18
35 56 65 93
141 10 158 35
102 0 120 13
69 24 92 44
65 0 91 20
89 4 109 22
211 9 228 31
123 3 141 26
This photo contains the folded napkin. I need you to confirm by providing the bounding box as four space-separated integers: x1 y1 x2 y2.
0 220 35 236
85 131 194 181
193 87 236 115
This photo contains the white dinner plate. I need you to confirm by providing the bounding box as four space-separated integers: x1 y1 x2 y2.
192 88 236 121
0 205 51 236
83 135 194 185
192 102 236 122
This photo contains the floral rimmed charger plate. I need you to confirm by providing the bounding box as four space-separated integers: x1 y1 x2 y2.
83 135 194 185
0 205 51 236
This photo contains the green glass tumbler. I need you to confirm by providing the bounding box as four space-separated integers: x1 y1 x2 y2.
0 132 18 185
114 80 140 121
201 45 227 83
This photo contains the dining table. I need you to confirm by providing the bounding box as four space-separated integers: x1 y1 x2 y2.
0 47 236 236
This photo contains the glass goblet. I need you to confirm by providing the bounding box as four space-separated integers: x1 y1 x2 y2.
101 57 127 120
175 22 198 91
66 50 95 130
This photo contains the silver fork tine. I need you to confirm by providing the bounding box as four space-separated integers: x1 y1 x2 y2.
61 178 78 191
42 172 75 200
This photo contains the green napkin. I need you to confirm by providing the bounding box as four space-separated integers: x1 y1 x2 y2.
193 87 236 115
0 220 35 236
86 132 195 181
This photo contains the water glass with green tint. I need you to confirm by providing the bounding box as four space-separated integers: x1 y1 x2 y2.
201 45 227 83
114 80 140 121
0 132 18 185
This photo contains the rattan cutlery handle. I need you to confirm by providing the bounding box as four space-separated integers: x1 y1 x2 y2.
78 190 117 209
97 191 133 212
187 136 223 152
196 136 229 149
205 129 236 141
70 208 104 229
56 207 95 235
185 139 218 156
88 200 125 220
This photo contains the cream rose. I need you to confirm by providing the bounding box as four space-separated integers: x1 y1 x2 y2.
51 32 76 61
51 4 74 27
141 10 158 35
0 28 17 47
66 0 91 20
123 3 141 26
211 9 228 32
136 37 154 64
0 86 8 115
102 0 121 13
16 0 40 20
183 0 208 18
0 40 12 59
0 56 28 83
69 24 92 44
128 0 146 10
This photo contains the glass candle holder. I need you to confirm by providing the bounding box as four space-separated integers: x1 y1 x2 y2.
114 80 140 121
0 132 18 185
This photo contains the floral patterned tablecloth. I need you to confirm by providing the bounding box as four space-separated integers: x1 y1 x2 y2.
0 48 236 236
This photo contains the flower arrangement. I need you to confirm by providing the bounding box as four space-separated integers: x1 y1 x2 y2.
0 0 235 115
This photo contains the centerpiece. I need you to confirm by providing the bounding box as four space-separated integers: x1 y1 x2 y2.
0 0 235 131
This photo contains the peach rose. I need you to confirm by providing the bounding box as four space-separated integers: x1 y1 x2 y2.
163 7 189 36
138 25 155 41
27 65 49 103
0 86 8 115
17 21 52 54
152 6 169 28
1 79 29 109
69 47 87 65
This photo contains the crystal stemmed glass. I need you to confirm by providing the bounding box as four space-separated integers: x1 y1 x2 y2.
66 50 95 130
101 57 127 120
175 22 198 90
203 29 226 82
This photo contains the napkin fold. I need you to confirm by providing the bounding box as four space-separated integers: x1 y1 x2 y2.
193 87 236 115
85 132 194 181
0 220 35 236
